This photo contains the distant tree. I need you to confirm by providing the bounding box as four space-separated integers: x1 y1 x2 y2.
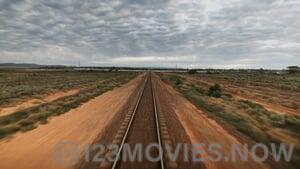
259 68 264 73
287 66 300 74
188 69 197 74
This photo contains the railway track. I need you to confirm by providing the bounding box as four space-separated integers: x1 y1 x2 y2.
100 72 166 169
74 72 199 169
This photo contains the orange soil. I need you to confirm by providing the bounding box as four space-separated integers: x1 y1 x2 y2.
0 89 80 117
154 75 270 169
234 95 298 116
180 74 299 116
0 75 143 169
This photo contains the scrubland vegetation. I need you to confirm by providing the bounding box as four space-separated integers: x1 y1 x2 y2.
161 73 300 168
0 71 137 138
196 72 300 91
0 71 133 107
181 72 300 114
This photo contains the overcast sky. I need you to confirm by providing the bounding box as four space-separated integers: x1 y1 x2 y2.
0 0 299 68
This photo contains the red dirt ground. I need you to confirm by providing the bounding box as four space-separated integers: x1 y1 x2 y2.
0 89 80 117
154 74 271 169
180 74 299 116
0 75 144 169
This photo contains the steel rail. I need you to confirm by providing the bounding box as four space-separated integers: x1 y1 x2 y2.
151 74 165 169
110 73 148 169
110 72 165 169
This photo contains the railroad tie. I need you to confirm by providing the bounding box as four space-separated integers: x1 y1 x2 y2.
158 113 178 168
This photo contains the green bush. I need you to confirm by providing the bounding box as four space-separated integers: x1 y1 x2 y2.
170 76 184 86
286 117 300 127
208 84 222 98
175 78 182 85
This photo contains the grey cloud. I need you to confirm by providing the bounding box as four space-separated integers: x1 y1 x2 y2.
0 0 299 68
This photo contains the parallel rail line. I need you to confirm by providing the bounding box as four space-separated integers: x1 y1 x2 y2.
151 74 165 169
107 73 165 169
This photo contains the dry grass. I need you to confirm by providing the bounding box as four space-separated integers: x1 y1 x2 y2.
0 71 134 107
161 73 300 168
182 72 300 113
0 72 137 139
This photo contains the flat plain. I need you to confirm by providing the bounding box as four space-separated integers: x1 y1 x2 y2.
0 70 299 169
160 71 300 168
0 70 138 139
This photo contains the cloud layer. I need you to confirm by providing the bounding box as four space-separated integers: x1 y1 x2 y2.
0 0 299 68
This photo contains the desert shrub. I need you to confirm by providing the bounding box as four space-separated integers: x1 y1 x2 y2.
208 84 222 98
28 112 50 121
170 76 183 86
188 84 206 95
239 100 263 109
40 119 48 124
182 84 270 144
285 117 300 127
195 97 268 142
18 119 35 126
269 114 285 125
223 93 232 98
20 124 36 132
194 86 206 95
0 73 137 139
0 125 20 138
237 101 249 109
0 108 33 126
186 95 225 114
175 78 182 85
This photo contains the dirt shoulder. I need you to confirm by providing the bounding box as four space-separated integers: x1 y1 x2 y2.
0 74 144 169
153 74 270 169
